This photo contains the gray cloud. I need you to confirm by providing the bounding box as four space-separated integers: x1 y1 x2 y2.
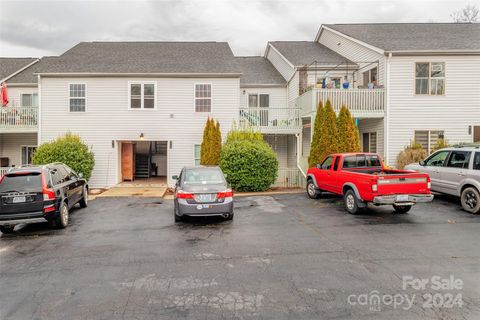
0 0 472 57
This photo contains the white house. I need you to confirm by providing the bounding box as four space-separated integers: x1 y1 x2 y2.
1 23 479 188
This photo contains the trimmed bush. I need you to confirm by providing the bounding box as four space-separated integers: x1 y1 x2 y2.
33 133 95 180
308 100 339 167
396 141 427 169
200 117 222 165
337 105 361 153
220 127 278 192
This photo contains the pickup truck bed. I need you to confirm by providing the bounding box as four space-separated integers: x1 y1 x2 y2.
306 153 433 214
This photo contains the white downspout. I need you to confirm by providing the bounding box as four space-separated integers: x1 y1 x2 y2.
296 133 306 177
37 74 41 146
384 52 392 165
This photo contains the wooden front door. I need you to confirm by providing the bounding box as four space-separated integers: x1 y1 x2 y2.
474 126 480 143
122 142 135 181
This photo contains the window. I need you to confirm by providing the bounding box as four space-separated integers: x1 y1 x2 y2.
425 150 449 167
21 146 36 165
320 156 333 170
473 153 480 170
194 144 201 166
129 83 156 109
362 67 377 87
362 132 377 153
415 62 445 95
446 151 471 169
248 93 269 126
21 93 38 107
414 130 444 154
195 84 211 112
343 154 381 168
69 84 86 112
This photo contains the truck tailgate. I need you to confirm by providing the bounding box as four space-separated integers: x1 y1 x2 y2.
376 174 430 195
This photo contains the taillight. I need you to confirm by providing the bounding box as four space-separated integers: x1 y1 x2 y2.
41 173 55 200
177 191 194 199
217 189 234 198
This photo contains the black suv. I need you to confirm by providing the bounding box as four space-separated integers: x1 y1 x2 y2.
0 163 88 233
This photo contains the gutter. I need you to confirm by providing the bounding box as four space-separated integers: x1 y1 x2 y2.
385 49 480 56
33 72 243 78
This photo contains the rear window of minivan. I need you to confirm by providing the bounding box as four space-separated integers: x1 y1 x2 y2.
0 172 43 193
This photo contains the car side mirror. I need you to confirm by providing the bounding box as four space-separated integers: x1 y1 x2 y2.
172 175 178 180
78 172 84 178
419 160 426 166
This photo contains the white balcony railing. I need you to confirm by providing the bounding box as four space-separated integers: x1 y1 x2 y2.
239 107 301 132
0 167 11 177
0 106 38 131
295 88 385 118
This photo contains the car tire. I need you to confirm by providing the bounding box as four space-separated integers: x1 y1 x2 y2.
344 189 360 215
225 212 234 220
174 203 183 223
0 226 15 234
306 179 321 199
461 187 480 214
79 186 88 208
393 204 412 214
56 202 69 229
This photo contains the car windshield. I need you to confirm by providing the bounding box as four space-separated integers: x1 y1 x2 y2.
0 172 43 193
184 168 225 185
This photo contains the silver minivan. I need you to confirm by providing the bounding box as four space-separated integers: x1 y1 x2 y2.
405 145 480 214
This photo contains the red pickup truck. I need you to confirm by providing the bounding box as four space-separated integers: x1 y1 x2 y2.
306 153 433 214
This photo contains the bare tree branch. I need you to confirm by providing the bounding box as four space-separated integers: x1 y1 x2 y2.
451 4 479 23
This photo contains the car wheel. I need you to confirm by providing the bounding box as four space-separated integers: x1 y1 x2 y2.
174 203 183 223
461 187 480 214
344 189 359 215
79 186 88 208
0 226 15 234
56 202 69 229
393 204 412 214
306 180 321 199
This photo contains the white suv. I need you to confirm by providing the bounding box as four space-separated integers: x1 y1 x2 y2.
406 145 480 214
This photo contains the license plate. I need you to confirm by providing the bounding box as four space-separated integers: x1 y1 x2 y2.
195 194 214 203
12 196 26 203
396 195 409 202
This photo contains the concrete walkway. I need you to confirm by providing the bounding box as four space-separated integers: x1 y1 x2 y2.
96 186 167 198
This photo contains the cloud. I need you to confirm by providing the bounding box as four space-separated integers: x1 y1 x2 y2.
0 0 472 57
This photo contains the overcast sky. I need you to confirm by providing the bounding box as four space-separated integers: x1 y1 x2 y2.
0 0 475 57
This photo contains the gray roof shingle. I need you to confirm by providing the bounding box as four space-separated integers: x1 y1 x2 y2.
324 23 480 51
36 42 241 75
235 57 286 85
269 41 356 66
7 57 58 84
0 58 38 82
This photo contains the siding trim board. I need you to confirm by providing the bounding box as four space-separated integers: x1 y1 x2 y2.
316 26 385 55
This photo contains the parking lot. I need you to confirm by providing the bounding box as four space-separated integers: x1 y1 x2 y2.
1 193 479 320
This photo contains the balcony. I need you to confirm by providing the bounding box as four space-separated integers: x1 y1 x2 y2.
294 88 385 119
239 107 302 133
0 106 38 132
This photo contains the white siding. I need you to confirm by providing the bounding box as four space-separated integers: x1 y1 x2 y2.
40 77 240 188
263 134 297 168
265 45 295 81
240 87 287 108
318 29 385 86
5 86 38 107
358 118 385 158
387 55 480 166
0 133 37 166
288 72 299 103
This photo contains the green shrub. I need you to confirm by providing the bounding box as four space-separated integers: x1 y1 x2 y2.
396 141 427 169
220 139 278 192
432 138 450 152
226 122 263 143
200 117 222 165
308 100 339 167
33 133 95 180
337 105 361 153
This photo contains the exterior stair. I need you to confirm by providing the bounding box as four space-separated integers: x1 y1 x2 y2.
135 154 150 179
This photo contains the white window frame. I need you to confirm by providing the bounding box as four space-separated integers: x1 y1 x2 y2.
362 132 377 153
21 93 38 107
414 130 445 154
194 144 201 166
194 83 212 113
68 83 87 112
20 145 37 165
414 62 445 96
128 81 157 110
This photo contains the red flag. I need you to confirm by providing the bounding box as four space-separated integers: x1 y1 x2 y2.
1 83 9 107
